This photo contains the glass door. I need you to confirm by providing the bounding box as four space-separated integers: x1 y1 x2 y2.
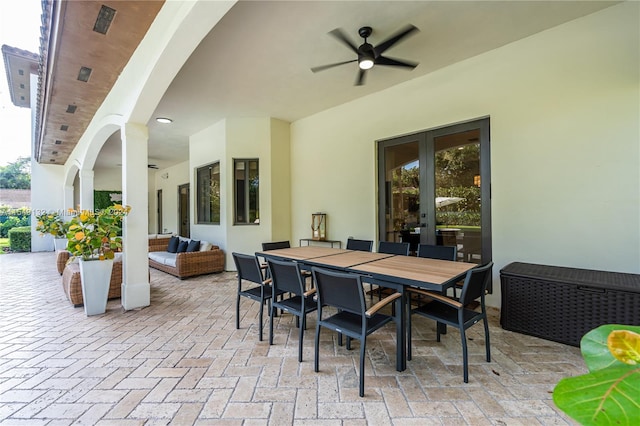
378 134 424 254
378 118 491 265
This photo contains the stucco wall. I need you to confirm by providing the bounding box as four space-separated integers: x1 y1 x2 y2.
289 3 639 307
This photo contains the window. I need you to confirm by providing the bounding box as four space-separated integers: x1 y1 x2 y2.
196 162 220 224
234 159 259 224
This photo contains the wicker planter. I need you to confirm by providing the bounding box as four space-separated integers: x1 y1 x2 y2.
79 258 113 316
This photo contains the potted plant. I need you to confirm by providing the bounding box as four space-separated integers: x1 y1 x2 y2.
35 211 69 250
553 324 640 425
66 204 131 315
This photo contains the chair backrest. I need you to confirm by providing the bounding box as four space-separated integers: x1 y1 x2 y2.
378 241 410 256
346 238 373 252
417 244 457 261
232 252 264 284
267 258 305 295
459 262 494 305
261 241 291 251
312 267 365 316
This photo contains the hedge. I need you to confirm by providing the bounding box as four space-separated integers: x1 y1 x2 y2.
8 226 31 252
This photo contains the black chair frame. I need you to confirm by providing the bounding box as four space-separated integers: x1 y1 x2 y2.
312 266 401 397
267 258 318 362
407 262 493 383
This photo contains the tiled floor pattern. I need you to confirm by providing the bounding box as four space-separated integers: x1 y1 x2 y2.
0 252 586 425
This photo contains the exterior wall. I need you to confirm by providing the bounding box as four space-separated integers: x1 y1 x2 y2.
93 168 122 191
190 120 227 251
270 118 292 242
188 117 291 269
30 161 66 252
290 3 639 307
153 161 189 235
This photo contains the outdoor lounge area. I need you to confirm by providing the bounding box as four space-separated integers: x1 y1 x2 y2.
0 251 587 424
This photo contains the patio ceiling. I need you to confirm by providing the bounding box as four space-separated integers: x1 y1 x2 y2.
33 1 619 170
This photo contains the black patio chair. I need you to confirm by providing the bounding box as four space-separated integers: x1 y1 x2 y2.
417 244 459 297
417 244 457 260
233 252 284 341
267 258 318 362
407 262 494 383
346 238 373 252
373 241 410 300
312 266 401 397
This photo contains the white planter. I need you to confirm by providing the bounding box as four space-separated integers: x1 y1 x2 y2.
53 238 68 251
78 258 113 316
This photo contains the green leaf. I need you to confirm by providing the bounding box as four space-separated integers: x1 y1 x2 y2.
581 325 640 372
553 366 640 426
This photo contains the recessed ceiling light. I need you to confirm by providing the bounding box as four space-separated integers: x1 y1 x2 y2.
156 117 172 124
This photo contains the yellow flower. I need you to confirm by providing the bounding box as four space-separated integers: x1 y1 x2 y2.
74 231 85 241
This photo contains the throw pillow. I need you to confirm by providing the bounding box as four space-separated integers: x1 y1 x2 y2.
199 241 212 252
177 240 189 253
167 236 180 253
186 240 200 252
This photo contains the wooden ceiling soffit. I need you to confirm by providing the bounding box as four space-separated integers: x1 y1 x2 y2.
38 0 164 165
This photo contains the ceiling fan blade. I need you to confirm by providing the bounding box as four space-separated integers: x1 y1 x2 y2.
311 59 357 73
355 69 367 86
374 24 419 55
328 28 359 54
376 55 418 69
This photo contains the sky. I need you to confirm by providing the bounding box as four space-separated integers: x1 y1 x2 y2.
0 0 42 166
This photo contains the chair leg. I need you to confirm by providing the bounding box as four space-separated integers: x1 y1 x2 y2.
483 316 491 363
258 300 264 341
236 294 241 329
269 304 275 345
460 327 468 383
346 336 352 350
359 337 366 397
314 324 321 372
298 314 304 362
436 321 441 342
407 307 413 361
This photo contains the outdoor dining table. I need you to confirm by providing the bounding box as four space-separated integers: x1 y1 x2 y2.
256 246 477 371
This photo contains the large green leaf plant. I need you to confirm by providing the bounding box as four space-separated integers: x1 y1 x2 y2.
553 324 640 425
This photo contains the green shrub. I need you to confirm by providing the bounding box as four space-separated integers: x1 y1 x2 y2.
8 226 31 252
0 206 31 237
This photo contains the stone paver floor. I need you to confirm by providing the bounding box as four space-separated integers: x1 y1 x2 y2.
0 252 585 425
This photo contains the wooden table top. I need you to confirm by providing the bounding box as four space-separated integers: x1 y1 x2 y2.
350 255 477 286
256 246 349 260
306 251 395 268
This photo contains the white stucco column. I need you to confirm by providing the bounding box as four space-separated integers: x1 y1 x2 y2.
79 169 94 210
121 122 150 310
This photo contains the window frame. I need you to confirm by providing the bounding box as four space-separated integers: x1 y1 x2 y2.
195 161 221 225
233 158 259 225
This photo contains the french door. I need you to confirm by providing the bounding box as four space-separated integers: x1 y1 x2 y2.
377 118 491 265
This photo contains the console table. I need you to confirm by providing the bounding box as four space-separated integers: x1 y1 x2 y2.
299 238 342 248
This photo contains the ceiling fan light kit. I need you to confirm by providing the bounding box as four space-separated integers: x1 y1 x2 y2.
312 24 419 85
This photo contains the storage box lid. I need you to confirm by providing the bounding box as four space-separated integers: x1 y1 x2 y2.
500 262 640 293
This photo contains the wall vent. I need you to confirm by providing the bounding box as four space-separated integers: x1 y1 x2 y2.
94 5 116 34
66 105 77 113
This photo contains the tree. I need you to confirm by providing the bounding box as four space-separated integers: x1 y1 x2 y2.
0 157 31 189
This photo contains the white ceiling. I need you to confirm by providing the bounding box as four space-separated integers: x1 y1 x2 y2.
97 0 618 170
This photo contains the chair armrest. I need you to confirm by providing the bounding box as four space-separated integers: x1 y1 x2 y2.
303 287 317 297
408 288 463 308
366 292 401 317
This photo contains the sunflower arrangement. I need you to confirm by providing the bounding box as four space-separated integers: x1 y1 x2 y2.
66 205 131 261
35 211 68 238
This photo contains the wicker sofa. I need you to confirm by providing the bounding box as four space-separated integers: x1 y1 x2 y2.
148 235 225 279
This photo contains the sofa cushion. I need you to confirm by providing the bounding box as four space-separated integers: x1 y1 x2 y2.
167 236 180 253
200 241 212 252
177 240 188 253
187 240 200 252
148 251 177 267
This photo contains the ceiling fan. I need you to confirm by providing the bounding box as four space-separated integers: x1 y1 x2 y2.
311 25 419 86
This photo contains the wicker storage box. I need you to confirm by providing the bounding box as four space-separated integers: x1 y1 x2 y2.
500 262 640 347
